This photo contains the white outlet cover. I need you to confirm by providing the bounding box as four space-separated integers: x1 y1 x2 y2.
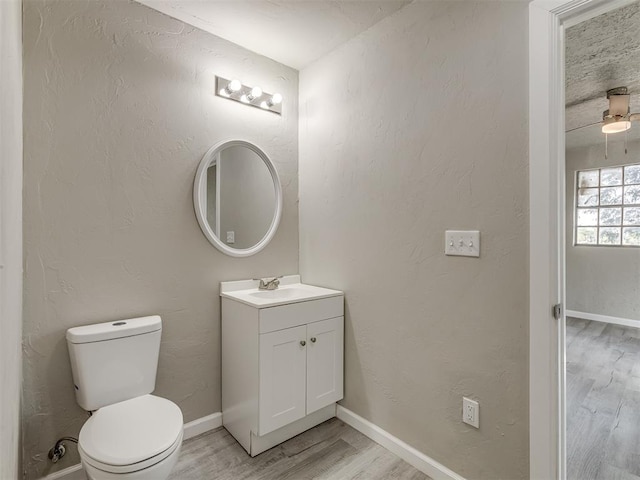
463 396 479 428
445 230 480 257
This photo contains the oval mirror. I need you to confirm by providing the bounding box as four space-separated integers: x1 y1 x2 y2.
193 140 283 257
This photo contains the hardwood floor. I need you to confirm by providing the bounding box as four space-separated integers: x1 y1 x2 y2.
566 317 640 480
169 417 431 480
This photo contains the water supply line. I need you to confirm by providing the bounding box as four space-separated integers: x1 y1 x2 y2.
48 437 78 463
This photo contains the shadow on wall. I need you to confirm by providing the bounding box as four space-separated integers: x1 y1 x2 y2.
341 299 369 416
38 333 86 476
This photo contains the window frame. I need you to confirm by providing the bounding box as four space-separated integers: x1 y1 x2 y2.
573 162 640 247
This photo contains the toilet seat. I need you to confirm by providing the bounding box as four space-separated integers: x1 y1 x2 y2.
79 394 183 474
79 430 183 474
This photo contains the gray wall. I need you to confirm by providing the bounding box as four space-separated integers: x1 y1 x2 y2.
0 0 23 477
22 1 298 478
299 2 529 478
566 139 640 320
219 146 276 249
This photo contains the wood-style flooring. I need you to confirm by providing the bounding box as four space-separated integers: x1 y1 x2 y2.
567 317 640 480
169 417 430 480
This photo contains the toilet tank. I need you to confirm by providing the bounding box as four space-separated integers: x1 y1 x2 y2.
66 316 162 411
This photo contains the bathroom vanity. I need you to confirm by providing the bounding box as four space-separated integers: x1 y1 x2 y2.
221 275 344 456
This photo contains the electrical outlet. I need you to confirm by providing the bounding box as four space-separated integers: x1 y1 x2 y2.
463 397 479 428
226 231 235 244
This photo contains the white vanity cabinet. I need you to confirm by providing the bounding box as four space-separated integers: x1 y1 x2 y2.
259 315 343 435
220 276 344 456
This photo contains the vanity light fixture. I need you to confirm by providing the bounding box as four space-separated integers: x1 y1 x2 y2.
215 76 282 115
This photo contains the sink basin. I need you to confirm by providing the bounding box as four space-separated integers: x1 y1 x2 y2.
220 275 342 308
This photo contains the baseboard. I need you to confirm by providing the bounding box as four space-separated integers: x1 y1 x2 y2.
336 405 465 480
566 310 640 329
40 464 85 480
40 411 223 480
183 411 222 440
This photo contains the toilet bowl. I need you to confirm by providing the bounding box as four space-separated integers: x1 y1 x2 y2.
66 316 183 480
78 395 183 480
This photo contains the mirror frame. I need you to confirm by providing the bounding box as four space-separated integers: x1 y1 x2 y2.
193 139 283 257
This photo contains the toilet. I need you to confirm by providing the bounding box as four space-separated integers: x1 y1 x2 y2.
66 315 183 480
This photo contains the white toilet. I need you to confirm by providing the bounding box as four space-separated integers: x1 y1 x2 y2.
66 315 183 480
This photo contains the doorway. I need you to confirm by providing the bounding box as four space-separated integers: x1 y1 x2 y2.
564 5 640 476
529 0 640 478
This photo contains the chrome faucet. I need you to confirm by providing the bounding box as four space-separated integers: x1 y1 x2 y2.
254 276 282 290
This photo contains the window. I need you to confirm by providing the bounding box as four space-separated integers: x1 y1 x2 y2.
575 163 640 246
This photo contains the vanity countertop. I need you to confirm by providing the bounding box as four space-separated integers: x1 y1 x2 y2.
220 275 343 308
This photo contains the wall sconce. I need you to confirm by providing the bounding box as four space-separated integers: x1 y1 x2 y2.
216 76 282 115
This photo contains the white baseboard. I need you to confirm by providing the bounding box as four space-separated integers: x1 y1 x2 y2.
566 310 640 329
184 411 222 440
41 464 85 480
40 411 223 480
336 405 465 480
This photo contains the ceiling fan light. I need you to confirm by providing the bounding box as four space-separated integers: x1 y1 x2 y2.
602 116 631 134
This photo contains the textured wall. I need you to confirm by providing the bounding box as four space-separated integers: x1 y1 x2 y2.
22 1 298 478
0 0 23 477
566 140 640 320
299 2 529 478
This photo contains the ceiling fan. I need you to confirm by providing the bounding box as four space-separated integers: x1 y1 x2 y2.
601 87 640 134
567 86 640 134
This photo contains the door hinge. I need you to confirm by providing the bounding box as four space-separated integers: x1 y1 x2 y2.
553 303 562 320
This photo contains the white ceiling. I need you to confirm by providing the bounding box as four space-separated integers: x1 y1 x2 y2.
565 1 640 149
135 0 411 70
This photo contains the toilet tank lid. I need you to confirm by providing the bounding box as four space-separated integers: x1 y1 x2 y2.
66 316 162 344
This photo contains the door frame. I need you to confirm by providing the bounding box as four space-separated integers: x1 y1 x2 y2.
529 1 638 478
0 0 23 477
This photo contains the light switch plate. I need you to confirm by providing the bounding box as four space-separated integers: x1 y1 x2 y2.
226 231 235 244
445 230 480 257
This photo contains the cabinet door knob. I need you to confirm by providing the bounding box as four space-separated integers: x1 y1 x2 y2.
300 340 306 347
310 337 317 343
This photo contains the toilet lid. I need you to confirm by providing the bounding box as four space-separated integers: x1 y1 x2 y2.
79 394 183 467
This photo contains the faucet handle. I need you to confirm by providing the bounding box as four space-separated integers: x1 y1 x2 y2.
252 278 268 289
252 276 282 282
253 276 282 290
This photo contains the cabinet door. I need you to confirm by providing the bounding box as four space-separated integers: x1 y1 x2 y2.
259 325 307 435
306 316 344 414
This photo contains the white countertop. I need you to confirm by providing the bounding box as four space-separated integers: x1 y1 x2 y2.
220 275 343 308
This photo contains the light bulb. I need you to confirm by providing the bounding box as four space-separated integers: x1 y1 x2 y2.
240 94 249 104
602 119 631 134
218 88 230 98
271 93 283 105
260 101 269 109
250 86 263 99
228 79 241 92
